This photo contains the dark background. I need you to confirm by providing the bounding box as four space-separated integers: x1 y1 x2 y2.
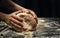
1 0 60 17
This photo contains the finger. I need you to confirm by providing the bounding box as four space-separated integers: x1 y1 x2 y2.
11 15 23 22
11 22 21 31
10 21 22 31
27 10 38 23
21 9 29 13
34 17 38 24
11 10 22 15
14 9 29 15
14 9 28 15
27 10 37 18
15 10 24 15
9 17 23 27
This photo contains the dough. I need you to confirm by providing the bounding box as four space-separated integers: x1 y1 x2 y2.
17 13 36 31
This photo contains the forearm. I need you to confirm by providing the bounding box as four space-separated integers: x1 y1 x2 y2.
7 0 26 10
1 0 26 11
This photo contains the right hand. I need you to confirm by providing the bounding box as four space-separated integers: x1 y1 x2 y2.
4 11 24 31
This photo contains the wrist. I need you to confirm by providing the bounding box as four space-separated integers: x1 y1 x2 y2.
0 12 7 21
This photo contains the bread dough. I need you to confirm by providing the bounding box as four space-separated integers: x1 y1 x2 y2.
17 13 36 31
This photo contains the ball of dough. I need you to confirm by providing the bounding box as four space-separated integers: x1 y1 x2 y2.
17 13 36 31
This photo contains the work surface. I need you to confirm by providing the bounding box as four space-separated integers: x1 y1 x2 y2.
0 18 60 38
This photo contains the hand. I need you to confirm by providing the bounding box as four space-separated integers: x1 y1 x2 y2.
17 9 38 24
16 9 38 31
27 9 38 24
4 11 24 31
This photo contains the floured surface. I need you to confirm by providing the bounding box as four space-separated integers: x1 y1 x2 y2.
0 18 60 38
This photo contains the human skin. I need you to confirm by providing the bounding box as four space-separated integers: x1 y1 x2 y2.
0 0 38 31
